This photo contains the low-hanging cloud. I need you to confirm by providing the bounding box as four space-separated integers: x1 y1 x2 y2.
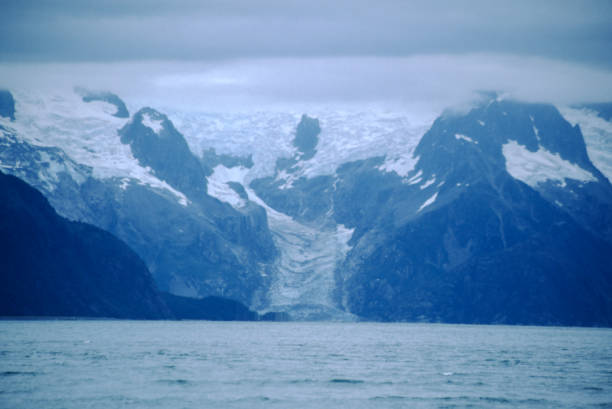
1 55 611 113
1 1 611 112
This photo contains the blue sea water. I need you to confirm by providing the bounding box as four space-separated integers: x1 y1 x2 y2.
0 321 610 408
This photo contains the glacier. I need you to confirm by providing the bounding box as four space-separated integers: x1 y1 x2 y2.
206 162 358 319
164 108 433 182
245 185 356 320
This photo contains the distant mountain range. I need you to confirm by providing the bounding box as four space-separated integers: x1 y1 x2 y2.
1 89 611 326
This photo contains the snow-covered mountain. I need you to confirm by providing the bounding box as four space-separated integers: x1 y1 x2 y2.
2 88 611 325
0 89 277 308
249 95 612 325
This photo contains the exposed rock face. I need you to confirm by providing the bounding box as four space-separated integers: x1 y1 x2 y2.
120 108 211 197
0 171 171 318
294 114 321 160
0 90 15 120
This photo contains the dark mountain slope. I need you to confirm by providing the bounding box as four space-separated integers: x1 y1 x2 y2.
338 98 612 325
0 171 171 318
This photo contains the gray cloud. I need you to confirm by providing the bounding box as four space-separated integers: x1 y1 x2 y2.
1 0 611 67
2 1 611 110
2 56 611 112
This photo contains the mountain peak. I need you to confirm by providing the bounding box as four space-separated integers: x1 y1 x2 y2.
416 99 597 179
119 107 209 197
293 114 321 160
134 107 169 135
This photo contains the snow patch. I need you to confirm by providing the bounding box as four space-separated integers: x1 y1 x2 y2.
420 176 436 190
378 153 419 177
206 165 249 208
38 151 87 187
560 107 612 183
119 178 131 190
406 169 423 185
478 120 485 126
141 112 164 134
530 117 541 142
455 133 478 144
274 165 304 190
418 192 438 212
532 125 541 141
502 140 596 188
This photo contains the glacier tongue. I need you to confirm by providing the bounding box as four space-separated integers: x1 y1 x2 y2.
246 186 356 321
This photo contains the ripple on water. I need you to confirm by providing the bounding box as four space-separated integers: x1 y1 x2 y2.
155 379 192 386
328 378 364 384
0 321 610 409
0 371 37 377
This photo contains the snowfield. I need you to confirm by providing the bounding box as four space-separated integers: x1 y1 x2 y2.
0 90 189 206
165 108 433 182
502 140 597 188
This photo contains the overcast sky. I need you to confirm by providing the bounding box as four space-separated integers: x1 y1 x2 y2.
1 0 611 111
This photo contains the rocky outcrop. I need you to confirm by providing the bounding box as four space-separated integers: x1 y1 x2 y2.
0 90 15 120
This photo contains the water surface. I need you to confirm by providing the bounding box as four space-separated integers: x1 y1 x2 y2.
1 321 610 408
